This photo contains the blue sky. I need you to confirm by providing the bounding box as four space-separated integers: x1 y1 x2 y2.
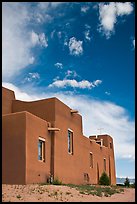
2 2 135 178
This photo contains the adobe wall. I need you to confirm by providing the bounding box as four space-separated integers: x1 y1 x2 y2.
2 111 52 184
2 87 116 185
53 99 116 185
2 112 26 184
97 135 116 184
25 112 51 184
12 98 55 122
2 87 15 115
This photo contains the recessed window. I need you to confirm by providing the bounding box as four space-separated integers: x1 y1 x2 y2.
104 158 106 171
68 129 73 154
84 173 89 182
38 137 45 162
110 142 112 149
90 152 93 168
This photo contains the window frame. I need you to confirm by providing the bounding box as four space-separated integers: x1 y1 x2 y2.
90 152 93 168
38 137 45 162
68 129 73 155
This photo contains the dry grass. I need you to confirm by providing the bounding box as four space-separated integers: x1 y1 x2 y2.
2 184 135 202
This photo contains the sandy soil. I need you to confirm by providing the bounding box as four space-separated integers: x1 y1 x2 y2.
2 184 135 202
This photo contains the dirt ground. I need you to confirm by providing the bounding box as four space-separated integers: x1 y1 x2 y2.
2 184 135 202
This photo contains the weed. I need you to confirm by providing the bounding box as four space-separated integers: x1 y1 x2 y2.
63 183 125 197
66 191 71 195
16 194 21 199
52 177 62 185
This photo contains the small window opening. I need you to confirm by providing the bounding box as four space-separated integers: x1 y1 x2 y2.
38 138 45 162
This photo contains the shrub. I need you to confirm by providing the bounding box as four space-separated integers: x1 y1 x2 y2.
99 171 110 186
130 182 135 188
52 177 62 185
124 177 130 187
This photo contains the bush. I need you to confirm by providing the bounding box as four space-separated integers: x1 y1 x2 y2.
124 177 130 187
99 171 110 186
52 177 62 185
130 182 135 188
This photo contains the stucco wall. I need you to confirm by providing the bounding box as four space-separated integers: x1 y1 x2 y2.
2 87 116 185
53 99 116 185
2 87 15 115
2 112 26 184
12 98 56 122
2 111 52 184
25 112 51 184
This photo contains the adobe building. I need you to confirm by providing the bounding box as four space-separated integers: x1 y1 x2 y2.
2 86 116 185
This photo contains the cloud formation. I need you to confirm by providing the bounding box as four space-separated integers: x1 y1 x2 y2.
2 82 135 161
2 3 34 80
81 5 90 13
65 70 78 79
133 38 135 49
49 79 102 89
31 31 48 47
98 2 133 38
105 91 111 96
54 62 63 69
68 37 83 56
84 30 91 41
22 72 40 83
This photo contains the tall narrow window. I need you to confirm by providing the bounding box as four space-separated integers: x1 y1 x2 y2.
104 158 106 171
110 142 112 149
38 137 45 162
90 152 93 168
68 129 73 154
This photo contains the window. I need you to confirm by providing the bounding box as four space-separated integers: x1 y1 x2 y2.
38 137 45 162
110 142 112 149
68 129 73 154
90 152 93 168
84 173 89 182
104 158 106 171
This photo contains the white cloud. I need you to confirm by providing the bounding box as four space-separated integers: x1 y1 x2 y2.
51 2 66 8
105 91 111 96
39 33 48 47
98 2 133 38
68 37 83 56
65 70 78 79
38 2 50 10
2 82 38 101
2 3 34 80
84 30 91 41
116 2 133 16
49 79 102 89
31 31 48 47
93 80 102 86
81 5 90 13
54 62 63 69
57 31 62 39
51 30 56 39
33 5 53 24
38 2 66 10
133 38 135 49
29 56 35 64
22 72 40 83
2 3 50 81
99 2 117 38
2 82 135 161
85 24 91 29
31 30 39 45
64 38 68 46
